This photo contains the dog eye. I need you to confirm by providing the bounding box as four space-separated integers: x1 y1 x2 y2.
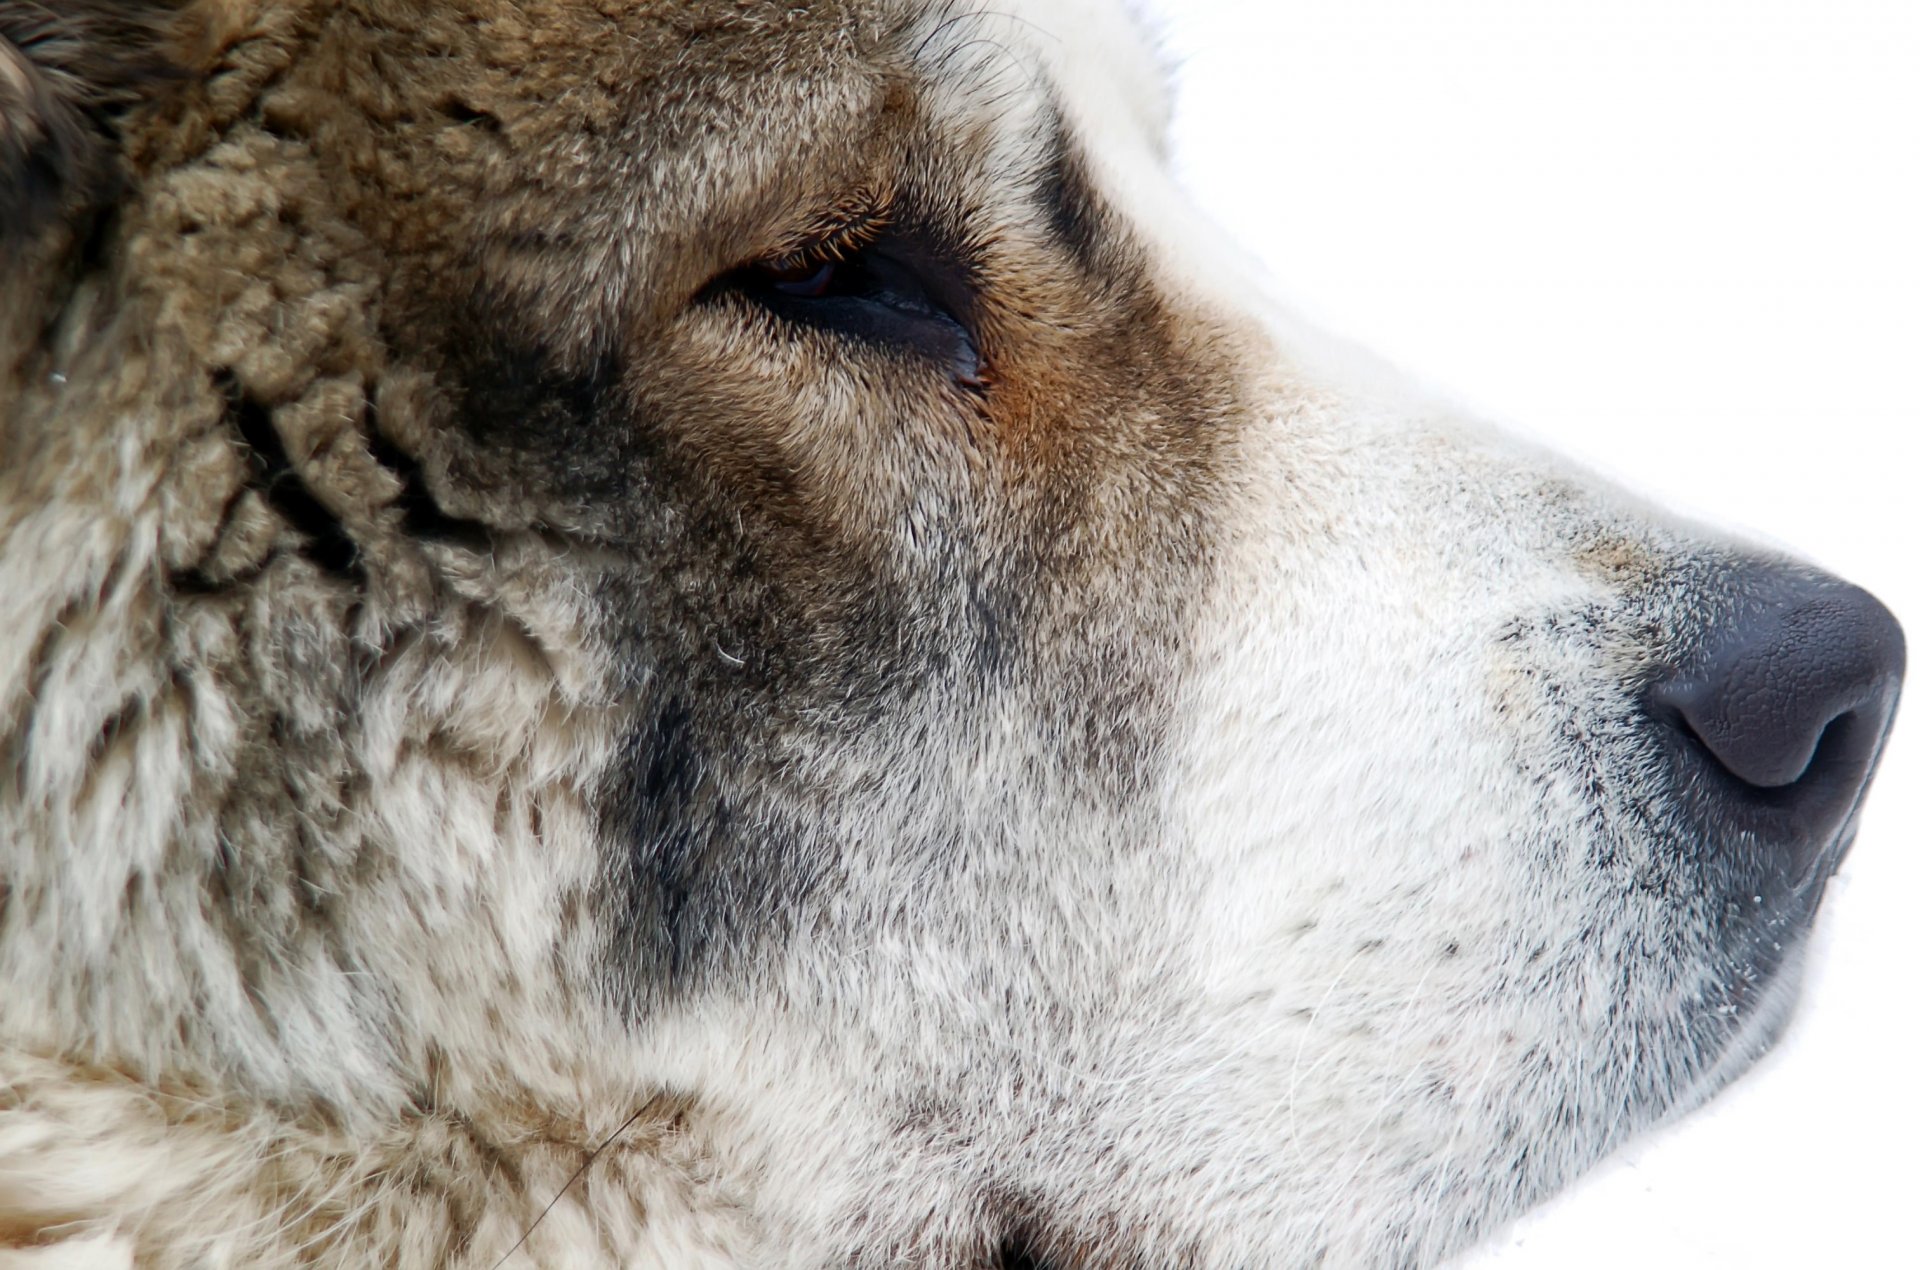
722 241 984 385
761 259 838 298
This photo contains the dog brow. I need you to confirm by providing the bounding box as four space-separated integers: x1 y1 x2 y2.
1035 107 1106 270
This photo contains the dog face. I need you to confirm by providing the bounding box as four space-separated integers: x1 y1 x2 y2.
0 1 1903 1266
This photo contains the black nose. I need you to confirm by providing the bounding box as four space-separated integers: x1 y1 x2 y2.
1651 565 1904 876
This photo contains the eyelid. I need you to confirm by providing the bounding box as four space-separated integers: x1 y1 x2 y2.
762 191 894 273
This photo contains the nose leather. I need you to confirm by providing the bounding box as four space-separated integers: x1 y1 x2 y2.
1654 582 1904 789
1650 567 1903 877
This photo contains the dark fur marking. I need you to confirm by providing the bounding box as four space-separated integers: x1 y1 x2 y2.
217 373 366 587
166 545 288 596
362 402 492 549
607 697 718 995
434 96 501 133
447 304 617 454
165 481 252 593
434 313 644 517
967 572 1032 683
639 699 703 981
1036 114 1104 272
996 1236 1056 1270
971 583 1007 679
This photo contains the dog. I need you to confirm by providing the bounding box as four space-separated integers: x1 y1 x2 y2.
0 1 1904 1266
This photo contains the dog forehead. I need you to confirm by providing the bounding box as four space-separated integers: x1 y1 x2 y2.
902 0 1172 152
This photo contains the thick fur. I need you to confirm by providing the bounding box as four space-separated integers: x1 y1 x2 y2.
0 2 1893 1267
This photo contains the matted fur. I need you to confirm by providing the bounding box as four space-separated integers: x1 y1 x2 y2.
0 2 1898 1267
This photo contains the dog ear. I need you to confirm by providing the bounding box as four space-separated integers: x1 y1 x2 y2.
0 1 186 241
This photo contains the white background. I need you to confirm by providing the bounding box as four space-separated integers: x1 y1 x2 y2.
1155 2 1916 1266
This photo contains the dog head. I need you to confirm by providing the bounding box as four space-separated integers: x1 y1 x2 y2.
0 1 1901 1265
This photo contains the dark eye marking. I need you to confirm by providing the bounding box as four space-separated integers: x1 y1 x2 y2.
712 226 986 388
1038 119 1106 272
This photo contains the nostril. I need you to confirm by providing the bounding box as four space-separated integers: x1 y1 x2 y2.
1803 710 1855 784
